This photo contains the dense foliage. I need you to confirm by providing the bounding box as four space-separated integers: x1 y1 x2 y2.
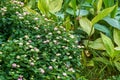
0 0 120 80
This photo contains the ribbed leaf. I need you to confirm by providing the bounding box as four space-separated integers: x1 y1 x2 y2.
92 5 116 25
79 17 94 36
101 33 114 57
114 29 120 46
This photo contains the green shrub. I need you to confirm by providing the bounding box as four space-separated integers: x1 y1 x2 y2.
0 25 81 80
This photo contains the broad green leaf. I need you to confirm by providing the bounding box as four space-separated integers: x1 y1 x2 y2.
49 0 63 13
94 24 111 38
101 33 114 57
103 17 120 30
64 16 71 31
38 0 63 14
91 5 116 25
38 0 49 14
93 57 110 65
97 0 102 13
114 62 120 72
113 29 120 46
76 10 89 16
84 38 105 50
69 0 76 15
79 17 94 36
103 0 114 8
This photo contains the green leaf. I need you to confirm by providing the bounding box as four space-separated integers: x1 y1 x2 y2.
38 0 63 14
38 0 49 14
91 5 116 25
114 62 120 72
103 17 120 30
101 33 114 58
93 57 110 65
94 24 111 37
97 0 102 13
113 29 120 46
49 0 63 13
84 38 105 50
79 17 94 36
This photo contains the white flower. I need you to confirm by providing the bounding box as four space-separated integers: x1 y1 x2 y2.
34 47 39 52
39 68 45 74
62 73 67 76
29 45 33 48
66 53 70 55
69 56 72 59
51 59 56 62
16 56 20 59
65 47 68 49
68 68 75 72
34 27 39 30
36 35 41 38
24 35 29 39
56 53 61 56
57 31 61 34
0 52 2 55
19 42 23 46
53 40 57 44
30 62 34 66
48 66 53 70
34 18 39 20
70 35 74 39
57 76 61 79
26 42 30 45
54 27 58 30
48 33 52 35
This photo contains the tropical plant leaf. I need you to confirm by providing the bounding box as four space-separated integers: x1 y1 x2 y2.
101 33 114 58
103 17 120 30
84 38 105 50
38 0 49 14
49 0 63 13
38 0 63 14
79 17 94 36
114 62 120 72
94 24 111 38
93 57 110 65
97 0 102 13
91 5 116 25
113 29 120 46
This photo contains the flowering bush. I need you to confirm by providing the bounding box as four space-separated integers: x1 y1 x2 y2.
0 0 82 79
0 25 81 80
0 0 40 41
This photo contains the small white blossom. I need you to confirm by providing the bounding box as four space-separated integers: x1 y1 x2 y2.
0 52 2 55
48 33 52 35
70 35 74 39
24 35 29 39
62 73 67 76
39 68 45 74
16 56 20 59
30 62 34 66
68 68 75 72
36 35 41 38
34 18 39 20
54 27 58 30
51 59 56 62
19 42 23 46
69 56 72 59
57 76 61 79
48 66 53 70
56 53 61 56
57 31 61 34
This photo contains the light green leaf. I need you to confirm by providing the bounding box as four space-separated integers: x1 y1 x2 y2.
49 0 63 13
97 0 102 13
114 29 120 46
79 17 94 36
101 33 114 57
84 38 105 50
93 57 110 65
38 0 63 14
38 0 49 14
92 5 116 25
103 17 120 30
114 62 120 72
